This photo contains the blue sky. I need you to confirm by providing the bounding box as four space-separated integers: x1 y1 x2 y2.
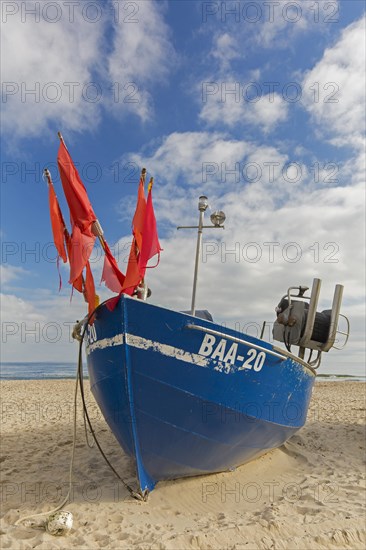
1 0 365 375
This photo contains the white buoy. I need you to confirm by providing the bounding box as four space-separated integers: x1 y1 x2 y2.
45 511 73 536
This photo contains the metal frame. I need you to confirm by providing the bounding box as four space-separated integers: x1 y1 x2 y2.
332 314 350 350
275 278 348 360
298 280 346 352
300 278 321 347
320 284 344 352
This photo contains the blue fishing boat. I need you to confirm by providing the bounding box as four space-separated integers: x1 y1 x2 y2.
44 142 349 498
84 295 313 494
79 196 349 497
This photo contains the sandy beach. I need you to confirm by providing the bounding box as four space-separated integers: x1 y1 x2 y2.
1 380 365 549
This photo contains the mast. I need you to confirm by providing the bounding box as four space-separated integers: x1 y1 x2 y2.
177 196 225 316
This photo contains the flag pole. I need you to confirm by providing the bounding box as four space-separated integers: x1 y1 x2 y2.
57 131 67 149
136 169 148 300
141 167 147 185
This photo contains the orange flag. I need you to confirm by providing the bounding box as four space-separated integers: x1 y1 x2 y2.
46 173 69 291
122 243 141 295
132 176 146 250
122 172 147 294
48 182 67 264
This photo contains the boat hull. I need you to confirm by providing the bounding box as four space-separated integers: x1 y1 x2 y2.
86 296 315 492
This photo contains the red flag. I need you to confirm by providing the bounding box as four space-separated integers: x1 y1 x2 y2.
65 232 83 293
48 183 67 263
101 241 125 293
122 178 162 295
138 183 162 275
132 176 146 250
68 225 95 285
84 261 97 319
121 172 147 293
121 241 141 295
57 139 96 286
57 140 96 233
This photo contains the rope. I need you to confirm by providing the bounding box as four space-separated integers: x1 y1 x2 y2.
14 363 80 526
14 300 146 528
82 408 95 449
76 315 145 501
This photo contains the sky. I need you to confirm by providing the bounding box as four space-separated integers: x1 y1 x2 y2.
1 0 365 376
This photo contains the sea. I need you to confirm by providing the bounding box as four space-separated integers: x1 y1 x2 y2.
0 362 88 380
0 362 364 382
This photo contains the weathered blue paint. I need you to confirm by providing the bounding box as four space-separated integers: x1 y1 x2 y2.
86 296 315 493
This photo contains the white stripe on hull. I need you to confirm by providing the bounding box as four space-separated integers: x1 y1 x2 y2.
86 333 124 355
125 333 211 368
86 332 210 368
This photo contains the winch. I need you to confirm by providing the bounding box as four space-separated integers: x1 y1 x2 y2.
273 278 350 368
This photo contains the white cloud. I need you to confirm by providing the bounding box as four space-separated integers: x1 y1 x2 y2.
200 89 289 132
211 33 241 70
249 94 289 132
109 1 174 84
127 131 250 188
202 1 340 68
106 0 176 121
199 67 289 132
0 287 110 362
1 1 176 140
197 1 343 134
301 16 366 149
1 1 106 141
0 265 28 286
255 1 311 49
253 1 340 49
1 292 44 323
128 131 288 180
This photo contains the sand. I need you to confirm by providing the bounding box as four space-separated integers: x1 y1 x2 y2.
1 380 365 549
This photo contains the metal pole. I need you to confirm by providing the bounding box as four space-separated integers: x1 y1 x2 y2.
191 209 204 316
